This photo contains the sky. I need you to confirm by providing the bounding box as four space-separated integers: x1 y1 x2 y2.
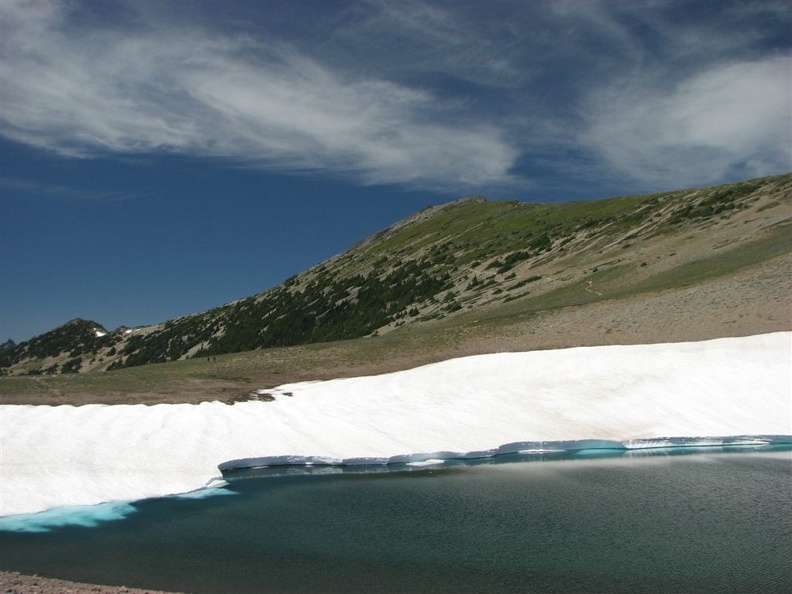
1 0 790 343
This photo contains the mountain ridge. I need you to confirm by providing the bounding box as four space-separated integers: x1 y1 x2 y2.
1 173 790 379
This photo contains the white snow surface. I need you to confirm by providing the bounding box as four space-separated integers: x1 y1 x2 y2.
1 333 790 517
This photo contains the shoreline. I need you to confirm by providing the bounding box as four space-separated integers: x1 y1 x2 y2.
3 332 789 518
218 434 792 477
0 571 187 594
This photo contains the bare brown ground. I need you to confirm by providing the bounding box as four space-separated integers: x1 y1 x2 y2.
0 571 188 594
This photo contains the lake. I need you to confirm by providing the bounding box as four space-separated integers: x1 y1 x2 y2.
1 450 790 593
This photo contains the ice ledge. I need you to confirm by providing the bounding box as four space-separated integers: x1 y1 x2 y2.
218 435 792 478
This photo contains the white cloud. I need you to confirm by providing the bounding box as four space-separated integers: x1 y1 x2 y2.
1 0 790 195
583 56 792 185
0 1 520 192
338 0 529 89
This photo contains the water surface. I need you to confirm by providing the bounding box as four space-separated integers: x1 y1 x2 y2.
1 451 790 593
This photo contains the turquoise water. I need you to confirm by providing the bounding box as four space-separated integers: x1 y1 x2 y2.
1 451 790 593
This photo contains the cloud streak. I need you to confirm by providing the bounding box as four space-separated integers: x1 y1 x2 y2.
584 56 792 184
1 0 789 195
0 1 519 192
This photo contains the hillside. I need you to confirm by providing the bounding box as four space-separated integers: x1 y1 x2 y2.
1 173 790 402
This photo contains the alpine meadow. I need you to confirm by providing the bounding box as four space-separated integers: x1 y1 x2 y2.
1 173 789 405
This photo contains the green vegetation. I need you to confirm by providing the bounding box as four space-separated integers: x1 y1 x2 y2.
2 172 789 381
0 319 111 375
98 254 455 367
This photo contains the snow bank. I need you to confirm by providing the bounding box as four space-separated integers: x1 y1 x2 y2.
1 333 790 518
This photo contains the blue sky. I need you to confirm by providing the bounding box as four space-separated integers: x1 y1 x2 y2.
1 0 790 343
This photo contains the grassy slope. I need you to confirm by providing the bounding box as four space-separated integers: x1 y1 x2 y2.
1 174 790 404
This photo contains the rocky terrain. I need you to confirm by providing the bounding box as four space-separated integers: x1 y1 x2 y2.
0 571 185 594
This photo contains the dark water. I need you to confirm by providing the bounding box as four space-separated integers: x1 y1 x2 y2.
1 451 790 594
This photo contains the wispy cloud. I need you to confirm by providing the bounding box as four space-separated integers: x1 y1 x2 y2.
0 1 519 193
1 0 789 195
583 56 792 184
0 175 135 202
545 1 792 187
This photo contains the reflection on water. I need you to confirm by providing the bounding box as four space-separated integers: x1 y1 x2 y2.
1 451 790 594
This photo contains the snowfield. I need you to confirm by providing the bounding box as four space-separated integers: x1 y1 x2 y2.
1 333 790 518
